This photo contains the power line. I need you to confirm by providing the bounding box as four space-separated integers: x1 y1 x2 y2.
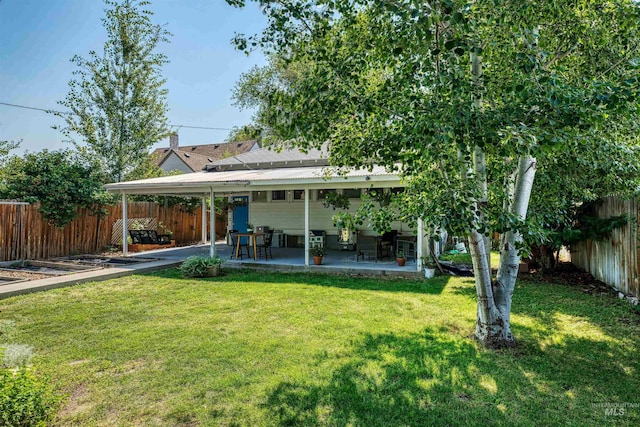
0 101 64 115
0 101 233 131
170 124 231 131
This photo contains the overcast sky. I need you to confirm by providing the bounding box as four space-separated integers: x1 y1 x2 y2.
0 0 267 154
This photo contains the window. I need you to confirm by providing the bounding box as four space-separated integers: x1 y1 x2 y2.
343 189 361 199
293 190 306 200
271 190 286 201
252 191 267 202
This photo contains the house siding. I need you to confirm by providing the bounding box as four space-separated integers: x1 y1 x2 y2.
160 153 192 173
228 191 410 250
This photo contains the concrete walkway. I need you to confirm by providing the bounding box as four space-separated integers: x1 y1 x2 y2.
0 242 424 299
0 258 183 299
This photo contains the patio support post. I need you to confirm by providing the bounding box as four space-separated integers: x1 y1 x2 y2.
304 188 310 266
122 192 128 256
417 218 424 272
210 187 216 258
201 196 207 243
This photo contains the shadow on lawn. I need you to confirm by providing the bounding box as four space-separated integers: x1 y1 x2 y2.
264 326 507 426
152 267 452 295
448 275 640 350
263 323 640 426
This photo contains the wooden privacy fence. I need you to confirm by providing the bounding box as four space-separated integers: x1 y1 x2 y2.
0 201 227 262
571 197 639 299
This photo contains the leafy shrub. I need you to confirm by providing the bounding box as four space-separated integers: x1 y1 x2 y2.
0 149 114 227
179 255 223 278
0 367 58 427
439 252 473 265
2 344 34 369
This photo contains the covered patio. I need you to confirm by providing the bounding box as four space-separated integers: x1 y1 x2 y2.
129 242 425 278
105 146 429 274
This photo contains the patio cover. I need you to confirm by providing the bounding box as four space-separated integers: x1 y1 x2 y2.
104 165 402 196
104 165 423 269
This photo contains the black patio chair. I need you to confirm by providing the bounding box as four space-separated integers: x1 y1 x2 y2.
228 230 250 259
377 230 398 260
256 230 274 260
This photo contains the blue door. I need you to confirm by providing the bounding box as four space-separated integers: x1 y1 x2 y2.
232 196 249 244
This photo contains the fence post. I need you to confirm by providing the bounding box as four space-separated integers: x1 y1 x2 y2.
201 196 207 244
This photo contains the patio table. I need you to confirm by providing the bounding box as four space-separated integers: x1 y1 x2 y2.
235 232 265 261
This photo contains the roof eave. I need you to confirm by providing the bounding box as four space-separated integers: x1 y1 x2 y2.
104 173 401 195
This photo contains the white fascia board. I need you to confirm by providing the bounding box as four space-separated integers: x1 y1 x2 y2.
107 175 401 195
105 166 402 195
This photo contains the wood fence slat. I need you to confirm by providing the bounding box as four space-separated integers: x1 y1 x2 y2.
571 197 639 300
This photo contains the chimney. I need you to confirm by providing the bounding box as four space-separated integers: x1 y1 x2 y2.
169 133 179 149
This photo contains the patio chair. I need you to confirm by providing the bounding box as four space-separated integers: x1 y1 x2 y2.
377 230 398 260
256 230 274 260
228 230 250 259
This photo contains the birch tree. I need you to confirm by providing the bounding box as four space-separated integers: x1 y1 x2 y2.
56 0 170 183
229 0 640 348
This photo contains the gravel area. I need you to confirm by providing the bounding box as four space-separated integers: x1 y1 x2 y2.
0 270 52 280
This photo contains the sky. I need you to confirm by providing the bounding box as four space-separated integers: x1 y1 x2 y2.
0 0 267 155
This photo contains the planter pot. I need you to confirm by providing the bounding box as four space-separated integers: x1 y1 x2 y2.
424 268 436 279
206 265 221 277
518 262 529 273
397 258 406 266
313 256 323 265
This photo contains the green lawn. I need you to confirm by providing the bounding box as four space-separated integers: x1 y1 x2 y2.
1 269 639 426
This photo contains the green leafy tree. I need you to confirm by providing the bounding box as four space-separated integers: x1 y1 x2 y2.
226 124 263 142
0 140 20 194
55 0 171 182
124 150 165 181
0 150 114 227
0 140 19 165
230 0 640 348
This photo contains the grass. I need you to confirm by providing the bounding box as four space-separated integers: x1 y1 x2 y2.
1 268 639 426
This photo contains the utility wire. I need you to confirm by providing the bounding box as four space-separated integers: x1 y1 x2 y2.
0 101 233 131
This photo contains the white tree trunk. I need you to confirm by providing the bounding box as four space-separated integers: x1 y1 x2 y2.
472 155 536 348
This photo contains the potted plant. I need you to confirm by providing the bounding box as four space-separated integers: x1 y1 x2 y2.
310 245 325 265
422 257 437 278
396 250 407 266
179 255 224 278
332 212 362 250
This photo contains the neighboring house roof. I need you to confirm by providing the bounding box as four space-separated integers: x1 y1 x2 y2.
158 149 213 172
206 144 329 171
153 140 259 172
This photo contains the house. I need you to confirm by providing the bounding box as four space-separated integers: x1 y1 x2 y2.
152 133 260 173
106 144 428 269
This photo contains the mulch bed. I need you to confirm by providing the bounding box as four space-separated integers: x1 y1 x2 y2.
525 262 617 296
